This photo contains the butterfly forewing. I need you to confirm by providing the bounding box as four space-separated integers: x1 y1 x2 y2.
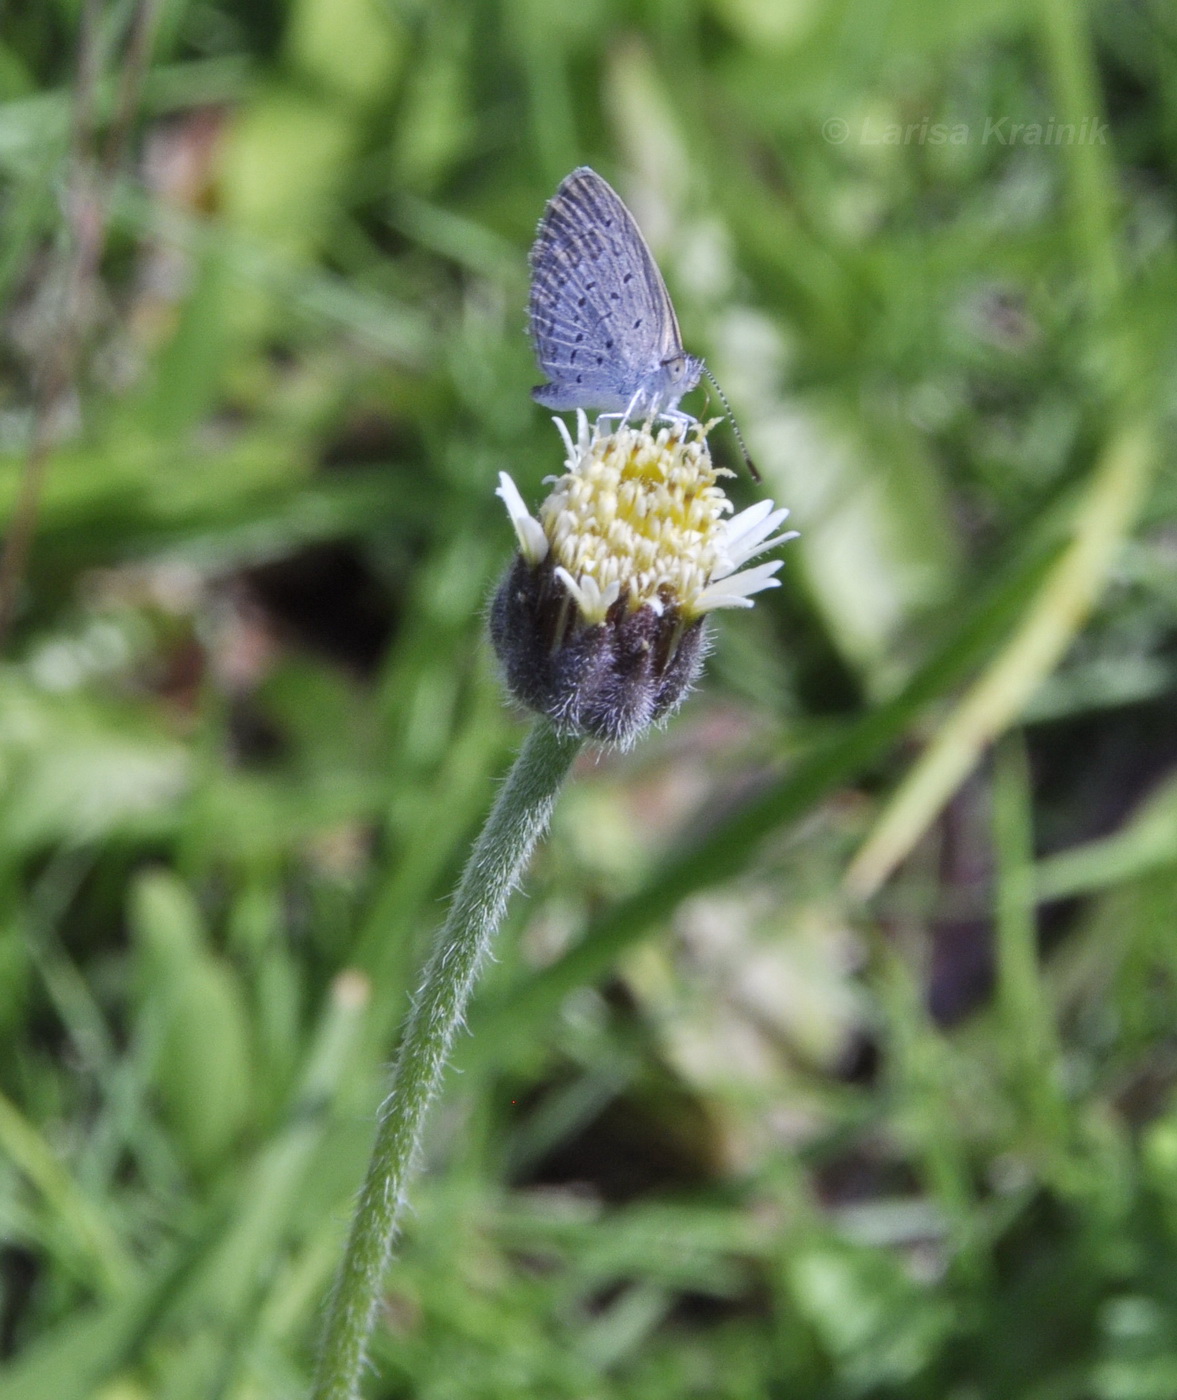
529 167 684 409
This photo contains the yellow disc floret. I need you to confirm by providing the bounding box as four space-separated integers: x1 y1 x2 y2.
539 418 733 621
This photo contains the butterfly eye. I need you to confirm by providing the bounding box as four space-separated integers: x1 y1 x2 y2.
664 355 685 380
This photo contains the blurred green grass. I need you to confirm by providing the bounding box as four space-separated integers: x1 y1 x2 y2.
1 0 1177 1396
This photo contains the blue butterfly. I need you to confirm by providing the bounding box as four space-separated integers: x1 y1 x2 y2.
528 166 703 424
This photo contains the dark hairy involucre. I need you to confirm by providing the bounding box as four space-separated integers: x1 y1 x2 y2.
489 555 707 748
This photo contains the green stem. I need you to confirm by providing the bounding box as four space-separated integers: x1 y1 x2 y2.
312 719 583 1400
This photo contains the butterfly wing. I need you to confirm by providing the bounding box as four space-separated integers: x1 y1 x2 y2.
528 167 684 410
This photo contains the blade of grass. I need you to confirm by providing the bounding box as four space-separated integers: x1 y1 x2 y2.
1034 773 1177 904
0 1090 132 1295
875 946 981 1277
189 972 372 1395
190 972 371 1315
1040 0 1122 322
993 731 1066 1148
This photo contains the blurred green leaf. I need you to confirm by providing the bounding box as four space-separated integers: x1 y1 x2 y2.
130 871 253 1172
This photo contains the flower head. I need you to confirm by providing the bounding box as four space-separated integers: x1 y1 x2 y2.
491 412 796 746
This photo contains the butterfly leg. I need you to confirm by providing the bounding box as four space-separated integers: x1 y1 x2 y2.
595 389 645 432
655 408 700 432
625 387 650 424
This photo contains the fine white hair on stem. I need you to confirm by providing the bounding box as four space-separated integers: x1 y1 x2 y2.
313 722 583 1400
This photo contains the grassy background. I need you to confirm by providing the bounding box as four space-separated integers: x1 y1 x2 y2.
2 0 1177 1396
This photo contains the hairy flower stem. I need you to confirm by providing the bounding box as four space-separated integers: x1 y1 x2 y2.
313 720 583 1400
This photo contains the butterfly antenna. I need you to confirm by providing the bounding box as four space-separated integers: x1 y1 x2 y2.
701 367 761 482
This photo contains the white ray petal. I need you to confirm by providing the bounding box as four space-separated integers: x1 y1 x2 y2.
723 498 774 546
722 502 793 561
496 472 549 565
693 559 784 613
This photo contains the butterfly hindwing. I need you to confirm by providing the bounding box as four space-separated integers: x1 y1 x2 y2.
528 167 684 409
